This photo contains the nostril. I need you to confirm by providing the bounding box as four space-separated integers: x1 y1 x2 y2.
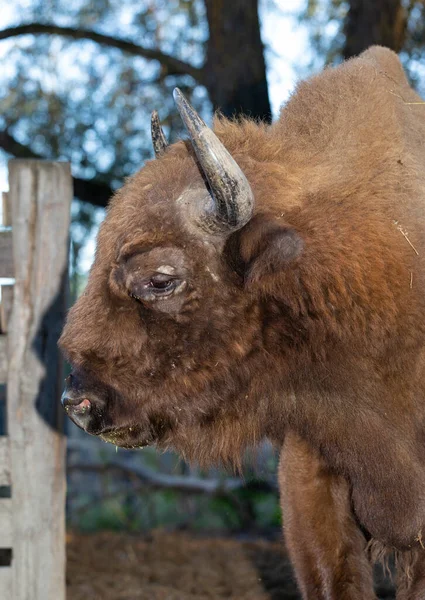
61 390 92 415
64 398 91 415
61 391 93 432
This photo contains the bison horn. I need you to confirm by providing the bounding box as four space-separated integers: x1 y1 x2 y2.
173 88 254 233
151 110 169 157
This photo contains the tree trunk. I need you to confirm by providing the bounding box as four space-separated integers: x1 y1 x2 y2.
204 0 272 122
343 0 407 59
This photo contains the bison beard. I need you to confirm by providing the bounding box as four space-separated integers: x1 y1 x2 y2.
60 47 425 599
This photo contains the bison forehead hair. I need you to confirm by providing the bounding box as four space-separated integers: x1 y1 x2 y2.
60 46 425 467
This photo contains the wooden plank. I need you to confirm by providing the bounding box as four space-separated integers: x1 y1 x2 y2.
2 192 11 227
0 385 5 437
0 568 13 596
7 160 71 600
0 438 10 486
0 336 6 384
0 285 13 334
0 498 12 547
0 231 13 278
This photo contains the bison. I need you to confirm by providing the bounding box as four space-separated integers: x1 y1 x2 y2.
60 46 425 599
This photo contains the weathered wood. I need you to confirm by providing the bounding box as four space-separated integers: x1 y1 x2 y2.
0 337 6 384
2 192 11 227
0 231 13 278
0 286 13 334
7 160 71 600
0 438 10 486
0 498 13 547
0 385 6 437
0 568 13 596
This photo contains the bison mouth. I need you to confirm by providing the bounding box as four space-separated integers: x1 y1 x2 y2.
98 425 154 449
62 402 159 449
98 414 178 449
61 372 177 449
62 393 172 449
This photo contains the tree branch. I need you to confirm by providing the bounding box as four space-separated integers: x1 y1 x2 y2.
66 438 277 496
0 129 39 160
0 23 204 83
72 176 113 208
0 128 113 207
68 459 278 495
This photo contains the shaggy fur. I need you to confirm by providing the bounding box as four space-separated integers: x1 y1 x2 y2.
60 47 425 599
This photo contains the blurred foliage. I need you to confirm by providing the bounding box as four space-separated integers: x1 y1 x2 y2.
0 0 208 182
301 0 425 94
67 443 281 535
299 0 348 67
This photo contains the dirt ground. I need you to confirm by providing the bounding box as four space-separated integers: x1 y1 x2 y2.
67 530 396 599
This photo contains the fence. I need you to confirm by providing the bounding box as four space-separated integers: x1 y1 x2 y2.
0 160 72 599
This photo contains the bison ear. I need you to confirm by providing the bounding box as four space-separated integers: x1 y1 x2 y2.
237 215 303 286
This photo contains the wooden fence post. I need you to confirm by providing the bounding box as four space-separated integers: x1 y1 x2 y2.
5 160 72 599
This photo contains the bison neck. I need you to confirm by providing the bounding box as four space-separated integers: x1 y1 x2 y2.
279 348 425 549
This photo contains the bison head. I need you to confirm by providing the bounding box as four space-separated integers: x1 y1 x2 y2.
60 90 304 464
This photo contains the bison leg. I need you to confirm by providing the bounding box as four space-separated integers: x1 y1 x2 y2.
278 432 376 600
396 549 425 600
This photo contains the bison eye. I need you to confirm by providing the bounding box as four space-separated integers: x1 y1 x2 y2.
126 270 184 304
148 274 178 296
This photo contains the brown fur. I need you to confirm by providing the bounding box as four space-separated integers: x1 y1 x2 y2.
60 47 425 598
